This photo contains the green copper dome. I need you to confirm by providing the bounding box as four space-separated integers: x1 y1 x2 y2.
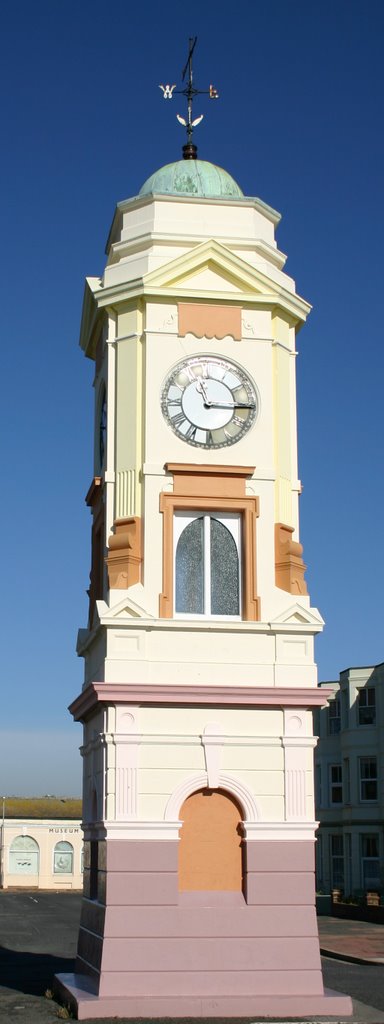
139 159 243 199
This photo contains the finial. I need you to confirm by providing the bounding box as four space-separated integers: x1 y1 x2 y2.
159 37 219 159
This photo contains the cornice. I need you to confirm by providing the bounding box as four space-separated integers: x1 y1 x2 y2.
95 238 310 324
108 232 287 271
69 682 334 722
94 281 310 324
79 277 103 358
106 192 282 252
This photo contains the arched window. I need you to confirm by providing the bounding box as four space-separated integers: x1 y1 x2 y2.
175 512 240 616
54 841 74 874
9 835 39 875
178 788 244 891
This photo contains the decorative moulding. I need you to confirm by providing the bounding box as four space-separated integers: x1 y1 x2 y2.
244 822 318 841
79 277 103 359
104 821 182 842
68 683 335 723
178 302 242 341
96 594 155 622
202 724 221 787
106 516 142 590
164 770 260 823
140 238 311 325
271 602 324 630
109 230 287 271
275 523 308 596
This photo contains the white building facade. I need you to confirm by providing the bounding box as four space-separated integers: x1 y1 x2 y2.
314 662 384 898
1 818 83 890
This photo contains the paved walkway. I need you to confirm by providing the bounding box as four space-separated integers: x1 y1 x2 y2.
318 915 384 964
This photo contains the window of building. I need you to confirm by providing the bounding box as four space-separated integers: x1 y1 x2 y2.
9 835 39 875
330 764 343 804
343 757 350 804
359 757 378 801
358 687 376 726
328 695 341 734
53 841 74 874
341 689 349 729
330 834 344 888
174 511 241 617
159 465 260 621
361 834 380 890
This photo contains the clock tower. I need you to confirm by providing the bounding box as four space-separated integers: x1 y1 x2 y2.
56 51 351 1020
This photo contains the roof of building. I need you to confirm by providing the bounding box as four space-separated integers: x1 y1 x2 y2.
139 159 244 199
3 797 82 819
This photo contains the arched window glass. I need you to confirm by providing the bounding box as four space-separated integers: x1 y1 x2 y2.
9 835 39 875
175 516 204 614
54 840 74 874
175 512 240 617
210 518 239 615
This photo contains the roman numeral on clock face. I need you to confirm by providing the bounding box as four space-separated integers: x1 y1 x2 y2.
172 411 187 426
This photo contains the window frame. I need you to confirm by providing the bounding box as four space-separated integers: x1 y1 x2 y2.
53 840 74 875
357 687 376 726
328 695 341 734
9 835 40 876
359 756 378 802
159 464 259 620
174 510 242 619
329 763 343 804
361 833 380 890
330 834 344 889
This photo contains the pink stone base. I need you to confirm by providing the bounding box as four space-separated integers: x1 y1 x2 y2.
55 974 352 1020
56 839 352 1019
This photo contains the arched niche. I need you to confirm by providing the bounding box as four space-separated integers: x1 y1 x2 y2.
178 787 244 892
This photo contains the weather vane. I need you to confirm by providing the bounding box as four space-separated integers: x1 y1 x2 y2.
159 36 219 159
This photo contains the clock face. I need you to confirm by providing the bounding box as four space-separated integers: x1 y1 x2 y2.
161 355 258 448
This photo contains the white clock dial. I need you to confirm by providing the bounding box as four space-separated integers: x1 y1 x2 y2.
161 355 258 448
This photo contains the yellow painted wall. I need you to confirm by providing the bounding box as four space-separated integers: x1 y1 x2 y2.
115 302 143 517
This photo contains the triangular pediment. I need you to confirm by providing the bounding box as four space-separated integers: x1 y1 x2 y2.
96 596 155 623
144 239 277 297
271 603 324 629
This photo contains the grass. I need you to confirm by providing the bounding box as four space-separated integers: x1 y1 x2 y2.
3 797 82 819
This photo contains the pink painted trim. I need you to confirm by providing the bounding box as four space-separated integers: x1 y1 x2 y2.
69 683 333 721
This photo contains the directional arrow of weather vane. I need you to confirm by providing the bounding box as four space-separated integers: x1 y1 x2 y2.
159 36 219 149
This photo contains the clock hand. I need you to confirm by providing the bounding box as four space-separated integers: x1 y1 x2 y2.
195 378 210 402
206 401 255 409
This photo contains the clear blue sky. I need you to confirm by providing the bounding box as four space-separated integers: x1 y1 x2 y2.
1 0 383 795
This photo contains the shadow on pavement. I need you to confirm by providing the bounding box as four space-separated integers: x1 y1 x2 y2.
0 944 75 996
